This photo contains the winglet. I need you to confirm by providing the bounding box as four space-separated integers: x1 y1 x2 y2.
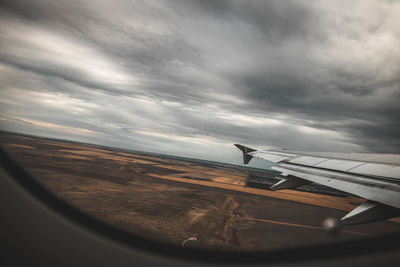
234 144 256 164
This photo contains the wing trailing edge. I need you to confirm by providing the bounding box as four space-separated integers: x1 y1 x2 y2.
341 201 400 225
270 176 310 190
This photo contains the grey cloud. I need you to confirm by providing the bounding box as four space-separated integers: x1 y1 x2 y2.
1 0 400 164
189 0 316 42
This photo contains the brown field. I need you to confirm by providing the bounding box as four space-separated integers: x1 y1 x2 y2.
1 131 399 251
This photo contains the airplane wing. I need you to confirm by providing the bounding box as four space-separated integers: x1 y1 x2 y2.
234 144 400 225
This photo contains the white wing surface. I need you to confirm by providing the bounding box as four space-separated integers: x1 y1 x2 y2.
234 144 400 225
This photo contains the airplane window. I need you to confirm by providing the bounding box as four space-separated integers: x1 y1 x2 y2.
0 0 399 264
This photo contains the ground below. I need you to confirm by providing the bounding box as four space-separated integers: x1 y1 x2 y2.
1 131 399 251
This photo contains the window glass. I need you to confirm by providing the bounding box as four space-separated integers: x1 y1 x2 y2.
1 0 399 252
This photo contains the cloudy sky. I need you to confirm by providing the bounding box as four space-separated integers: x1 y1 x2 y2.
1 0 399 165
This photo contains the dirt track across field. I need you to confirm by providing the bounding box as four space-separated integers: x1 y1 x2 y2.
1 131 399 251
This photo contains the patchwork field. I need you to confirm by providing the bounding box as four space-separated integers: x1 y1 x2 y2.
1 131 399 251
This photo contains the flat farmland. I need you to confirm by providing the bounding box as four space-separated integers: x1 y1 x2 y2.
1 132 399 251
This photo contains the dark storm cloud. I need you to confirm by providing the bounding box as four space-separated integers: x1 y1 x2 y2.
1 0 400 163
188 0 316 42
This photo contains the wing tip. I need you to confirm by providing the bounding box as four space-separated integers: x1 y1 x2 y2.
234 144 256 164
234 144 257 153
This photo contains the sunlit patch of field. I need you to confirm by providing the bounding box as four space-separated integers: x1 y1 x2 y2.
58 149 156 165
62 154 94 161
2 143 35 149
